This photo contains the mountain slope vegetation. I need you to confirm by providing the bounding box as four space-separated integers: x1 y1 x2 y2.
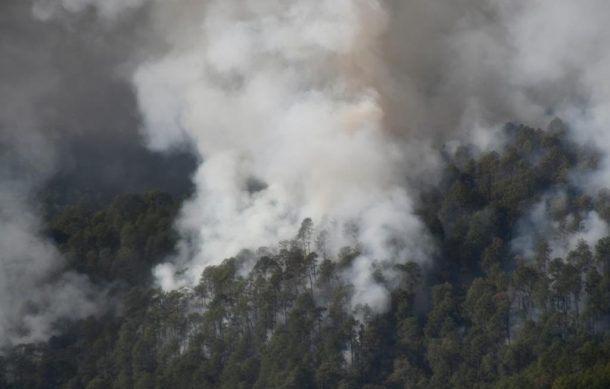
1 123 609 389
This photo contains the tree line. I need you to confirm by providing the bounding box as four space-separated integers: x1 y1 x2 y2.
1 121 609 388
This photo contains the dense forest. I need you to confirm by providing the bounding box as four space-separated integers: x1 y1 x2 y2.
1 122 609 389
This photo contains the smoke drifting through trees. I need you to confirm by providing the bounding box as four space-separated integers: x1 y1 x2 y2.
133 0 437 311
127 0 610 309
3 0 610 342
0 1 194 345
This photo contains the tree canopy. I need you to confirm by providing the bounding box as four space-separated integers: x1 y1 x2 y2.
1 123 609 389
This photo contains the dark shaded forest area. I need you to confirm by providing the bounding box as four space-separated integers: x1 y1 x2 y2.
1 123 609 389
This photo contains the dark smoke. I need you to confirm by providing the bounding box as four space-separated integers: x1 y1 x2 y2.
0 0 195 345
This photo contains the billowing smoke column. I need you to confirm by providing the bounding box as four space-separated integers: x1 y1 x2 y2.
134 0 434 310
126 0 610 309
19 0 610 313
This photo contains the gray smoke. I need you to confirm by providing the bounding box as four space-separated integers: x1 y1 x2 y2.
11 0 610 315
0 1 103 345
32 0 148 21
0 0 195 345
130 0 439 311
511 190 609 259
0 190 101 345
74 0 610 310
130 0 610 310
0 33 95 346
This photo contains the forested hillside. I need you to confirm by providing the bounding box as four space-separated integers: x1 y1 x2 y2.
1 123 609 389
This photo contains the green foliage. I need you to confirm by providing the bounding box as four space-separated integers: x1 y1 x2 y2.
2 124 610 388
48 191 180 285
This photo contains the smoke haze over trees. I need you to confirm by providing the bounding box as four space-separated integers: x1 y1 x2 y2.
1 0 610 388
0 0 195 345
2 124 609 388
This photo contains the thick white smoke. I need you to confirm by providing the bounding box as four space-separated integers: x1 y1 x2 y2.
127 0 610 309
134 0 433 310
25 0 610 312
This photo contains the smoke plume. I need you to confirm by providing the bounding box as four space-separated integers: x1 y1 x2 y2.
8 0 610 317
132 0 438 310
125 0 610 309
